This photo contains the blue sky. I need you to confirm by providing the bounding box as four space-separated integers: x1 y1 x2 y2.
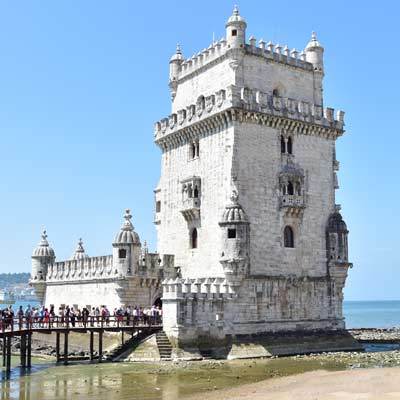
0 1 398 301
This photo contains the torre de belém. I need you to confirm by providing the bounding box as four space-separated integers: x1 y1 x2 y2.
30 7 358 359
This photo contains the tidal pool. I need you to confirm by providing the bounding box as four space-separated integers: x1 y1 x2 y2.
0 356 348 400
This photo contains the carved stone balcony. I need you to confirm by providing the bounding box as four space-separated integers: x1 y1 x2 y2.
280 194 305 216
180 197 201 222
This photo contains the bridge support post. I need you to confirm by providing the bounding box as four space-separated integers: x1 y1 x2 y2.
20 334 26 367
6 336 11 373
98 331 103 363
89 331 94 361
2 338 5 367
63 332 69 365
27 333 32 368
56 332 60 363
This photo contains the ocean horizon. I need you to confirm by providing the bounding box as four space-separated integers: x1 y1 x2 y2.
4 299 400 330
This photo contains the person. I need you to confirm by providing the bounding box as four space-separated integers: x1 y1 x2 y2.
95 307 100 326
17 305 24 329
126 305 131 326
70 308 76 327
82 307 89 327
24 304 32 329
90 307 95 327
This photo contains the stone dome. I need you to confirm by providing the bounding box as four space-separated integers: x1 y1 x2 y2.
113 209 141 245
220 191 248 224
71 238 88 260
226 6 247 27
32 230 55 258
327 212 348 233
305 31 323 50
170 44 183 62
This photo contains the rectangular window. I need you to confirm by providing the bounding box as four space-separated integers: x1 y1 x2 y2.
232 29 237 36
228 228 237 239
119 249 127 259
156 201 161 213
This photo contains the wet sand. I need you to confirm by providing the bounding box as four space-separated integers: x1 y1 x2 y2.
187 367 400 400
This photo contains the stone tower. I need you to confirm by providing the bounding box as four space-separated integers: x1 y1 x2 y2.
155 7 353 356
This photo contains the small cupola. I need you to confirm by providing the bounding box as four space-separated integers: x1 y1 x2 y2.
305 32 324 72
32 229 55 259
225 6 247 49
71 238 89 260
113 209 141 246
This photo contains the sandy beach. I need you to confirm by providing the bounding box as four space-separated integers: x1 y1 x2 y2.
187 367 400 400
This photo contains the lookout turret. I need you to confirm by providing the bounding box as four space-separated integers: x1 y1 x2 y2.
226 6 247 49
31 229 55 302
112 209 141 276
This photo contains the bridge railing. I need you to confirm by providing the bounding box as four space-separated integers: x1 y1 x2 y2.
0 314 162 334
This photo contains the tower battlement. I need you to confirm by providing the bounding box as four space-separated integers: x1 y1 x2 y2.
155 84 345 148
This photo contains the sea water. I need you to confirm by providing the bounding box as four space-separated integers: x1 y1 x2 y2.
344 300 400 329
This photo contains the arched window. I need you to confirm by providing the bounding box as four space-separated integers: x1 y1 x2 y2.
190 228 198 249
296 183 301 196
287 182 294 195
280 135 286 154
287 136 293 154
119 249 127 259
273 88 279 97
193 185 199 198
284 226 294 248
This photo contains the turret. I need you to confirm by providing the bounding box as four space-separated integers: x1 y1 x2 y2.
219 191 250 286
71 238 88 260
31 229 55 302
326 206 352 286
169 44 183 100
112 209 141 276
225 6 247 49
305 32 324 72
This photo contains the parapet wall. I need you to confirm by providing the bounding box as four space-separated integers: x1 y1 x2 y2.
175 39 314 84
155 84 344 147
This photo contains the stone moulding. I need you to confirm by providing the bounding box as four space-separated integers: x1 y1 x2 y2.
155 85 345 150
156 106 344 151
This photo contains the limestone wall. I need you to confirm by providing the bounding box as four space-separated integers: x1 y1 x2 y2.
234 122 335 277
44 277 161 310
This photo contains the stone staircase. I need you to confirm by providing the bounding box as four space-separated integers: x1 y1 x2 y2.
156 330 172 360
104 329 161 362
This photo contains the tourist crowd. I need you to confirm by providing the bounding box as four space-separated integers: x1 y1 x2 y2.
0 304 162 330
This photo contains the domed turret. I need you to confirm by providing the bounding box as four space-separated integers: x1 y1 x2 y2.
219 191 250 286
169 44 183 100
226 6 247 49
305 32 324 72
112 209 141 276
31 229 55 302
113 209 141 245
169 44 183 81
326 208 349 264
32 229 55 259
71 238 88 260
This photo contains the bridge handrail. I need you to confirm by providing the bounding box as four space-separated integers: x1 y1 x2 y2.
0 314 162 334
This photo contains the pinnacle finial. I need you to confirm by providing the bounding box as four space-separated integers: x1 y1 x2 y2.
230 190 239 204
176 44 181 54
122 209 134 231
233 5 239 15
311 31 317 40
41 229 47 241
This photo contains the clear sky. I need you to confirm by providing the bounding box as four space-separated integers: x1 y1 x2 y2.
0 1 398 301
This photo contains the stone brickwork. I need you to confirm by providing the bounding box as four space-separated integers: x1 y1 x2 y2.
156 7 354 356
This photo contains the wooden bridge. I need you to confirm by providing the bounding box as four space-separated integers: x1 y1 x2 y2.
0 316 162 373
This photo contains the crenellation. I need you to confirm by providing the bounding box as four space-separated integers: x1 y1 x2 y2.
155 85 345 146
